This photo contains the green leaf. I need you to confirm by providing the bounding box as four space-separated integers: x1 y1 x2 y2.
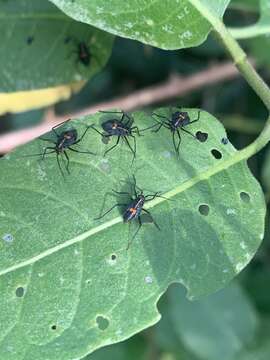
49 0 230 50
0 108 265 359
230 0 270 39
167 283 258 360
235 318 270 360
262 146 270 191
229 0 260 12
0 0 114 92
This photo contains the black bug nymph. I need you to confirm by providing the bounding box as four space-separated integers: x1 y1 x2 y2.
95 176 163 249
26 120 95 177
67 37 94 68
143 109 201 156
77 41 91 66
92 110 141 162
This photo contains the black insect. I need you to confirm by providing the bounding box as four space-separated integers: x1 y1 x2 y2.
67 38 99 68
76 41 92 66
143 109 201 156
92 111 141 162
26 120 95 177
95 176 163 249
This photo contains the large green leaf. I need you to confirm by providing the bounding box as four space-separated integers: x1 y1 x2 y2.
167 283 258 360
0 0 114 92
49 0 230 50
235 319 270 360
0 108 265 359
154 281 258 360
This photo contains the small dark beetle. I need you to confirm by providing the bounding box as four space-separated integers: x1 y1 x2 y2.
25 120 95 177
143 108 200 156
92 110 141 162
95 175 163 249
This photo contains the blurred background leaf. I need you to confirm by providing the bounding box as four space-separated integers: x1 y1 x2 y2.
0 0 114 92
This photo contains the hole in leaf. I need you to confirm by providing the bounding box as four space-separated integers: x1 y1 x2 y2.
211 149 222 159
221 137 229 145
111 254 117 261
27 36 34 45
96 316 109 330
15 287 25 298
196 131 208 142
240 192 250 203
2 233 13 243
198 204 209 216
51 325 57 330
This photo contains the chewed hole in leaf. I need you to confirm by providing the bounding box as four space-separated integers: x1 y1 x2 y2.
26 36 34 45
2 233 13 243
240 191 250 203
196 131 208 142
111 254 117 261
211 149 222 159
198 204 210 216
51 325 57 331
15 287 25 298
221 137 229 145
96 316 109 330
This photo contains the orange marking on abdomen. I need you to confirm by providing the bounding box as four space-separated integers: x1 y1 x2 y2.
129 208 137 215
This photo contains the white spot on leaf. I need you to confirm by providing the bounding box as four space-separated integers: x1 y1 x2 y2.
226 208 236 215
145 275 153 284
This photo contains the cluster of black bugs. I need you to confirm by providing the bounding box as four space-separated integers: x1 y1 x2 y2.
23 32 206 247
27 108 201 248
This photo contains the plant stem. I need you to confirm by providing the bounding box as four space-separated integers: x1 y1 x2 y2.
213 21 270 156
213 21 270 110
190 0 270 157
229 24 270 39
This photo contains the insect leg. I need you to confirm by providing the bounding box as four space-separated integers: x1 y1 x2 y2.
123 136 136 160
104 136 121 156
176 129 182 154
94 203 127 220
172 131 180 156
51 119 71 137
56 153 65 178
42 147 56 160
91 126 105 137
144 192 167 201
73 125 93 144
152 112 170 121
126 216 142 250
181 128 196 139
39 137 55 143
63 150 71 174
142 208 161 230
188 110 201 124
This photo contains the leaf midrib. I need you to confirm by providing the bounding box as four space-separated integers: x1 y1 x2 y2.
0 147 248 277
